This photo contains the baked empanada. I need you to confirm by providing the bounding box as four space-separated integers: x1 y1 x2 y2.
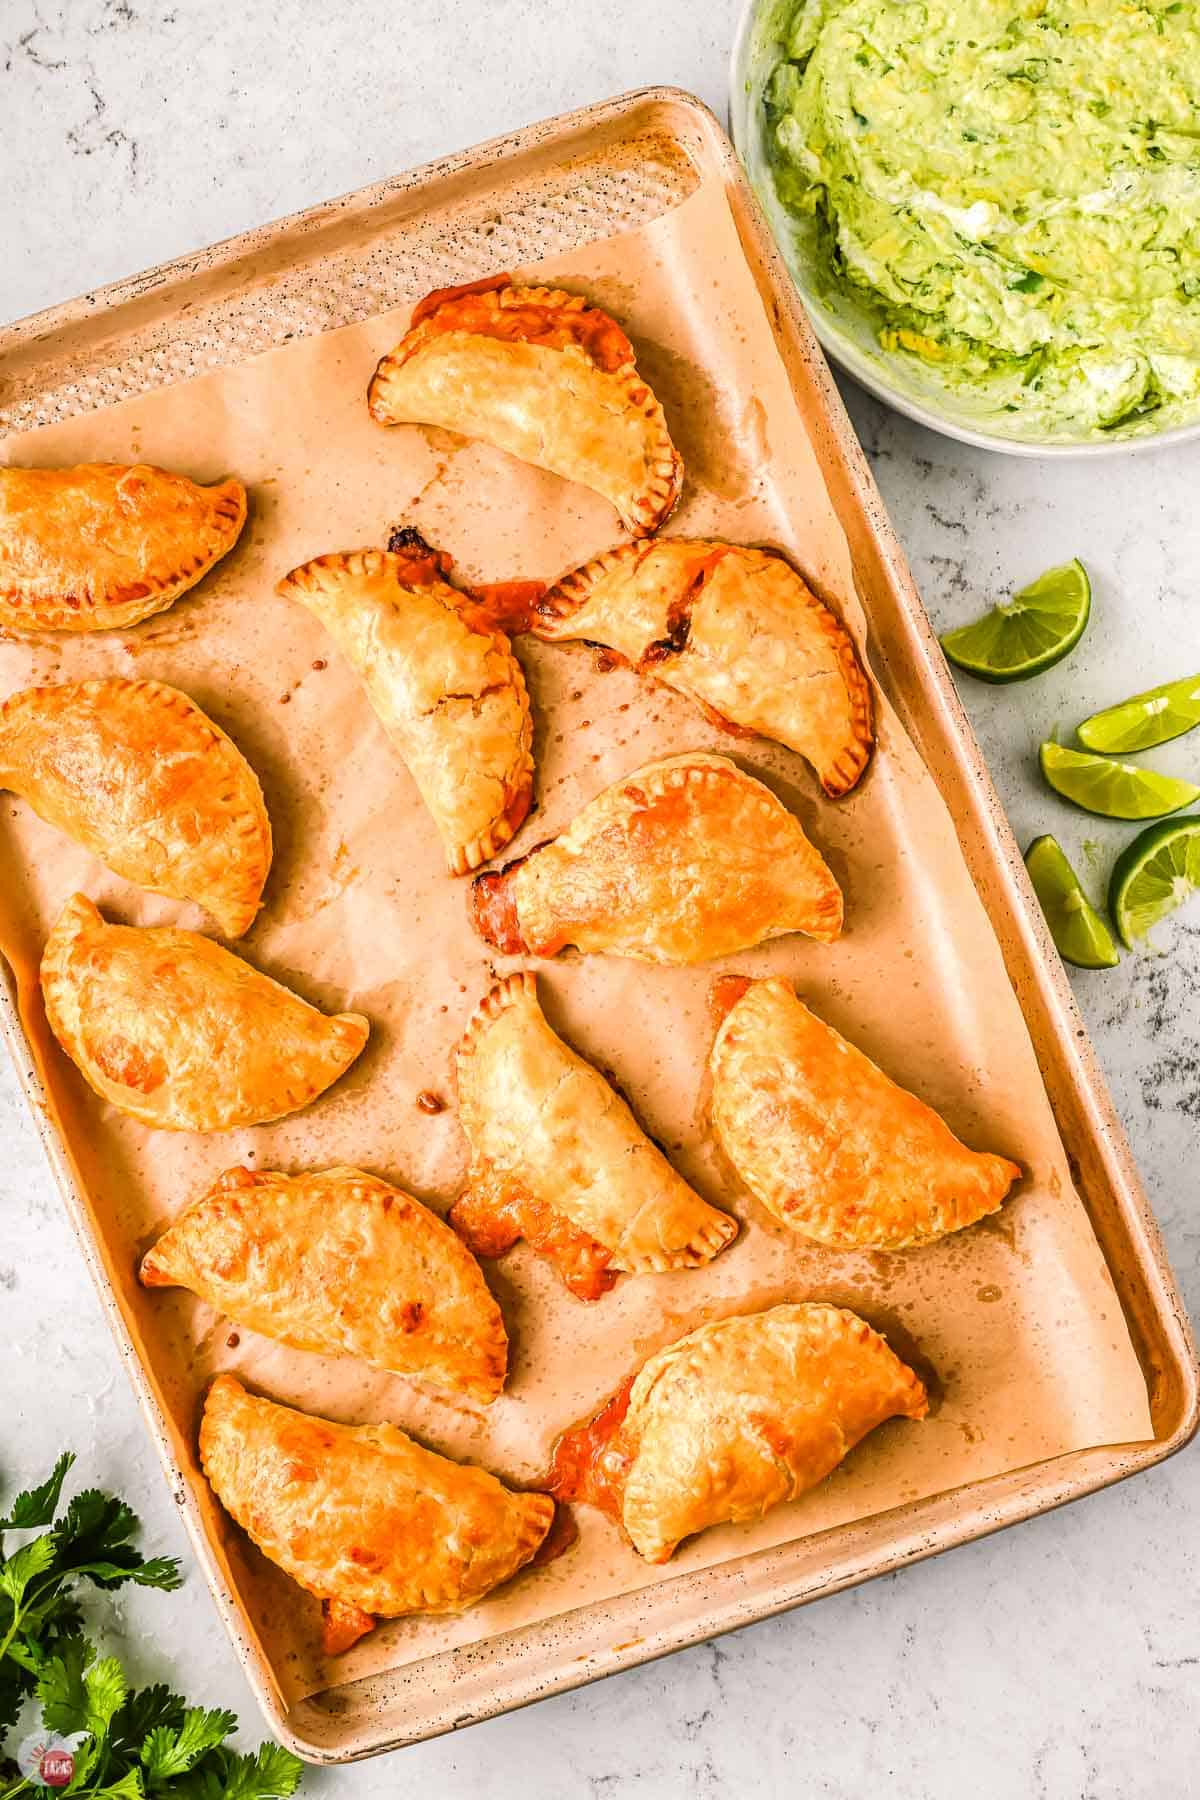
471 751 842 964
536 540 874 797
278 534 533 874
450 972 736 1300
0 678 271 937
200 1375 554 1655
710 977 1021 1249
141 1165 506 1401
41 894 367 1131
0 463 246 633
368 277 682 537
550 1303 926 1563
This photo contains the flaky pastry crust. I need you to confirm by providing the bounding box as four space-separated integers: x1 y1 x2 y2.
367 279 682 537
537 539 874 797
551 1303 927 1563
141 1165 507 1400
449 972 735 1298
40 894 367 1131
200 1375 553 1646
471 751 843 964
0 463 246 633
710 977 1021 1249
0 677 271 936
278 545 533 874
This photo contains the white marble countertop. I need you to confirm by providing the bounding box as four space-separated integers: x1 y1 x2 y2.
2 4 1199 1796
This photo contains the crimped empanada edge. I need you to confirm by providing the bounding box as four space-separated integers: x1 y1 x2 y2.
0 471 247 634
533 541 647 633
279 547 536 878
710 982 1020 1249
365 283 683 537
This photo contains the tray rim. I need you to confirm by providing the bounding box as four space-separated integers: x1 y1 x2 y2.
2 81 1197 1765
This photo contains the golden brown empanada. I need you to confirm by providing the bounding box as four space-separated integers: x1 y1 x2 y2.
278 533 533 874
0 678 271 937
710 976 1021 1249
200 1374 554 1654
550 1303 926 1563
535 540 874 797
368 277 682 537
41 894 367 1131
471 751 842 964
141 1165 506 1401
450 973 736 1300
0 463 246 633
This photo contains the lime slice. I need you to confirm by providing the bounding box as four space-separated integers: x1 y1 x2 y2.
940 560 1090 683
1109 815 1200 947
1039 741 1200 820
1024 835 1119 969
1077 673 1200 753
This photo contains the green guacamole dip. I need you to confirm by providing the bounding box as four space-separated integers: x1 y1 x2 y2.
762 0 1200 434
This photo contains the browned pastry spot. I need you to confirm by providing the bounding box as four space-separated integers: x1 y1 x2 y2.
546 1305 927 1563
278 541 534 875
451 972 735 1298
535 539 874 796
0 463 247 633
469 753 843 964
199 1376 554 1644
368 281 683 537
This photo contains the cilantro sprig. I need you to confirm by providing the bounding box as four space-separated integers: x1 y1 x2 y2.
1 1454 302 1798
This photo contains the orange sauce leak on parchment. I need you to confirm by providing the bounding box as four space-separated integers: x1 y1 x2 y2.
410 273 634 373
450 1179 617 1302
546 1375 638 1527
321 1597 377 1657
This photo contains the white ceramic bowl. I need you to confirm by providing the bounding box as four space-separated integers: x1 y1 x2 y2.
729 0 1200 458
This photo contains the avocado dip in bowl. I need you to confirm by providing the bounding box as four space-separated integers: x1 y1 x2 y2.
731 0 1200 455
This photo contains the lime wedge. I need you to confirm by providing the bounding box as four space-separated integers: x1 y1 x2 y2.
1024 835 1119 969
1039 741 1200 820
1077 673 1200 753
940 560 1090 683
1109 815 1200 947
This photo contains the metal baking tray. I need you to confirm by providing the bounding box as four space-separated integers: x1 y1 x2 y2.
2 88 1196 1763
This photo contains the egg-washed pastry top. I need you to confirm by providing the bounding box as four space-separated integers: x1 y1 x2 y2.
141 1165 507 1401
200 1375 554 1656
0 677 271 937
536 539 873 797
549 1303 927 1562
278 531 533 875
709 976 1021 1249
472 751 843 964
0 463 245 632
368 277 682 536
40 894 367 1131
450 972 736 1300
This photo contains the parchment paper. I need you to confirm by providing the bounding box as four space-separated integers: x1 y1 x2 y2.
0 176 1152 1709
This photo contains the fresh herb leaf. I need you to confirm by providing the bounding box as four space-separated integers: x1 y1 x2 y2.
171 1742 305 1800
110 1683 186 1756
37 1634 92 1734
217 1742 305 1800
0 1453 76 1530
87 1655 128 1739
90 1771 147 1798
1 1457 302 1797
141 1707 239 1781
0 1531 56 1605
51 1489 182 1592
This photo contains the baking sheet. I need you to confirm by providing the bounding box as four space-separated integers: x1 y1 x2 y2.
0 172 1152 1712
